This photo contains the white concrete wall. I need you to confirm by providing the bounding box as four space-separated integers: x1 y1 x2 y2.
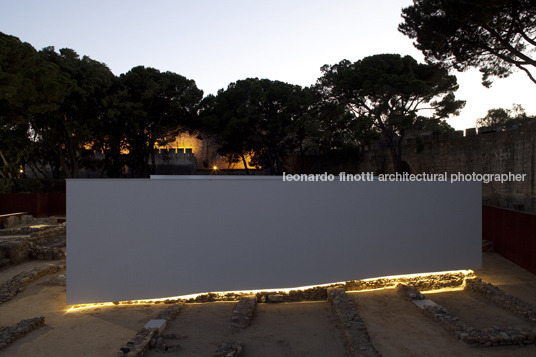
67 177 481 304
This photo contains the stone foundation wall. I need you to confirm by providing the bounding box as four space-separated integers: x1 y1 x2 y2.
0 263 65 304
395 126 535 212
0 317 45 350
290 122 536 213
0 223 66 268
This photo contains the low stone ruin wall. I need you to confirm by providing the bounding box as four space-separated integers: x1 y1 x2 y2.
397 278 536 347
0 263 65 304
0 223 66 268
0 317 45 351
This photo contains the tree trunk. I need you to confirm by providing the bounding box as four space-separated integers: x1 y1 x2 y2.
99 161 106 178
0 150 13 179
31 162 48 178
377 123 404 174
28 164 38 178
109 141 123 178
299 142 305 174
274 151 283 175
133 153 149 178
151 150 156 175
389 144 403 174
240 153 250 175
59 153 72 179
70 152 79 178
264 149 276 175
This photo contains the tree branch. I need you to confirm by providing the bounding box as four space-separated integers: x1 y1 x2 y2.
516 24 536 46
514 63 536 84
482 24 536 66
477 40 531 66
510 4 536 47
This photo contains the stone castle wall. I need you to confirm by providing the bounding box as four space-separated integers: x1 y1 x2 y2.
290 122 536 213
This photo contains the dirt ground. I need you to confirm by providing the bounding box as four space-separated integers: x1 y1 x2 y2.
349 289 536 357
144 301 347 357
0 252 535 356
0 267 169 356
477 252 536 305
0 260 55 285
429 289 533 330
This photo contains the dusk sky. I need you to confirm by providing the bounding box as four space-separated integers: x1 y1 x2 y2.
1 0 535 130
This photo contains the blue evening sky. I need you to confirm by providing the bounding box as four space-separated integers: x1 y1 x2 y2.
1 0 535 130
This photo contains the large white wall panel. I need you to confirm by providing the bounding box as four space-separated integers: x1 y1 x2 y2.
67 177 481 304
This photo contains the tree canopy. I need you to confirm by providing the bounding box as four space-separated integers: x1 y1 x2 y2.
0 33 76 179
399 0 536 87
8 28 531 180
302 100 377 155
200 78 311 175
317 54 464 172
31 46 115 178
115 66 203 177
0 32 36 179
1 32 203 179
476 103 534 129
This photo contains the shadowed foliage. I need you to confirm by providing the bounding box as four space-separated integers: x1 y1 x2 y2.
200 78 312 175
399 0 536 87
317 54 464 173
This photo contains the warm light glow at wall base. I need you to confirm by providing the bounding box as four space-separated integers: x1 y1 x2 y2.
66 269 474 312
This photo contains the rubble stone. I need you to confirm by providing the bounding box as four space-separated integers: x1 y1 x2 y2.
0 263 65 304
231 296 256 328
213 341 242 357
20 215 32 225
156 304 182 321
118 304 182 356
328 287 380 357
5 216 20 229
0 223 65 269
407 280 536 347
268 294 284 302
29 225 66 240
396 283 425 300
0 240 29 265
0 317 45 350
29 246 65 260
465 278 536 322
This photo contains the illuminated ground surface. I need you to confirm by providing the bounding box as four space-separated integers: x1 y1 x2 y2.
0 253 535 356
144 301 347 357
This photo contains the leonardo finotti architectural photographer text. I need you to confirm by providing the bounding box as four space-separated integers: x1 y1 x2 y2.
282 172 526 184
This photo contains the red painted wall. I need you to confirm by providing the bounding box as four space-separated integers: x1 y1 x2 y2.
0 193 66 217
482 205 536 275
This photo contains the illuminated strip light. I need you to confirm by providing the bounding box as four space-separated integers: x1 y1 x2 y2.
349 269 474 293
419 285 466 294
66 269 474 312
359 269 473 281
